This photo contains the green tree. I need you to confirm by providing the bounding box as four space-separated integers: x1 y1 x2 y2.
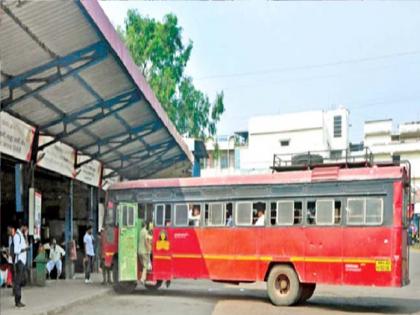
119 10 224 139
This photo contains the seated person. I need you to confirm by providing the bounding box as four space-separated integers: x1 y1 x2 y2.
44 238 65 279
189 205 201 226
0 247 13 287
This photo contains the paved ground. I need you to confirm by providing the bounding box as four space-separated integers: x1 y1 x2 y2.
55 250 420 315
0 274 110 315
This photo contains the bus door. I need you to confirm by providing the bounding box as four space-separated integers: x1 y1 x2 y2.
117 202 138 281
151 204 172 280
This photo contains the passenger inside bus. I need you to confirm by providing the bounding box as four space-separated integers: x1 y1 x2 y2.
254 203 266 226
189 205 201 226
334 201 342 224
226 203 233 226
307 201 316 224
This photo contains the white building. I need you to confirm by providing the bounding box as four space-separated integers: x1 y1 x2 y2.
239 107 349 171
200 135 238 177
363 119 420 213
201 107 349 176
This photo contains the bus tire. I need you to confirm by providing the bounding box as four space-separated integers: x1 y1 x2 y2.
144 280 163 291
112 258 137 294
267 265 302 306
296 283 316 304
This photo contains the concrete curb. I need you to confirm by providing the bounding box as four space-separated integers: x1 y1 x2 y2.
33 288 112 315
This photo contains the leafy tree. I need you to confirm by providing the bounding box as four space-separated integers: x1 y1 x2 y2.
118 10 224 139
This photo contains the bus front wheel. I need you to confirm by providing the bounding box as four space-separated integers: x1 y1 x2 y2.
267 265 302 306
112 258 137 294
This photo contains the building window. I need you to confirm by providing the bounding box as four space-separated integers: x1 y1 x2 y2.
333 115 342 138
280 139 290 147
330 150 342 160
220 152 228 169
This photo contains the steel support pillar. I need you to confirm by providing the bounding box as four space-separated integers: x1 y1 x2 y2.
65 179 74 279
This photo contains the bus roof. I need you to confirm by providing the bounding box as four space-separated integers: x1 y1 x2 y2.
109 165 405 191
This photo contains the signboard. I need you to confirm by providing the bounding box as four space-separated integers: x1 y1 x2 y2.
102 168 119 191
29 188 35 236
34 192 42 240
0 112 35 161
76 155 102 187
28 188 42 239
37 135 76 178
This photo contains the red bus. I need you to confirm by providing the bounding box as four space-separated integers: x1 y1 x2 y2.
101 164 411 306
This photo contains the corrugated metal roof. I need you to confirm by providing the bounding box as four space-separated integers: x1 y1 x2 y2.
0 0 193 179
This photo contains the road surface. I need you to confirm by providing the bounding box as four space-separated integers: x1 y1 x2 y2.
59 250 420 315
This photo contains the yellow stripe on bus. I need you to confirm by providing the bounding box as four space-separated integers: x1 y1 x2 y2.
291 256 382 264
154 254 273 261
154 254 386 265
172 254 202 259
154 255 172 260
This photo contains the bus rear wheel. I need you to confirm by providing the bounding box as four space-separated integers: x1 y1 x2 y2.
267 265 302 306
296 283 316 304
112 258 137 294
144 280 163 291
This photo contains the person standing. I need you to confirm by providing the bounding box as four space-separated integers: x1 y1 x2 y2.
45 238 65 279
7 222 27 308
138 222 152 285
83 226 95 284
98 230 112 285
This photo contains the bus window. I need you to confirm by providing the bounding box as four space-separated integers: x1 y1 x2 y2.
122 205 128 226
277 201 294 225
307 201 316 225
315 200 334 225
334 201 342 224
366 198 383 225
208 203 225 226
294 201 303 224
270 202 276 225
146 204 154 223
127 205 135 226
139 203 146 220
175 204 189 226
165 204 172 226
347 197 383 225
226 203 233 226
189 204 202 226
253 202 266 226
204 204 209 225
155 204 165 226
105 202 116 226
347 198 364 225
236 202 253 226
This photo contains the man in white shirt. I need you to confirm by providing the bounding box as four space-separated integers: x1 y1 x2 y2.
83 226 95 283
8 223 27 308
255 209 265 226
45 238 65 279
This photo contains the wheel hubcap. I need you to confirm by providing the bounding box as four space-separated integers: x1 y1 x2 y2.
275 274 290 295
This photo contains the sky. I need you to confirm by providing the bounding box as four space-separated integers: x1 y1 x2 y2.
99 1 420 143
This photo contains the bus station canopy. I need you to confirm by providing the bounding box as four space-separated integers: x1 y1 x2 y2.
0 0 193 180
